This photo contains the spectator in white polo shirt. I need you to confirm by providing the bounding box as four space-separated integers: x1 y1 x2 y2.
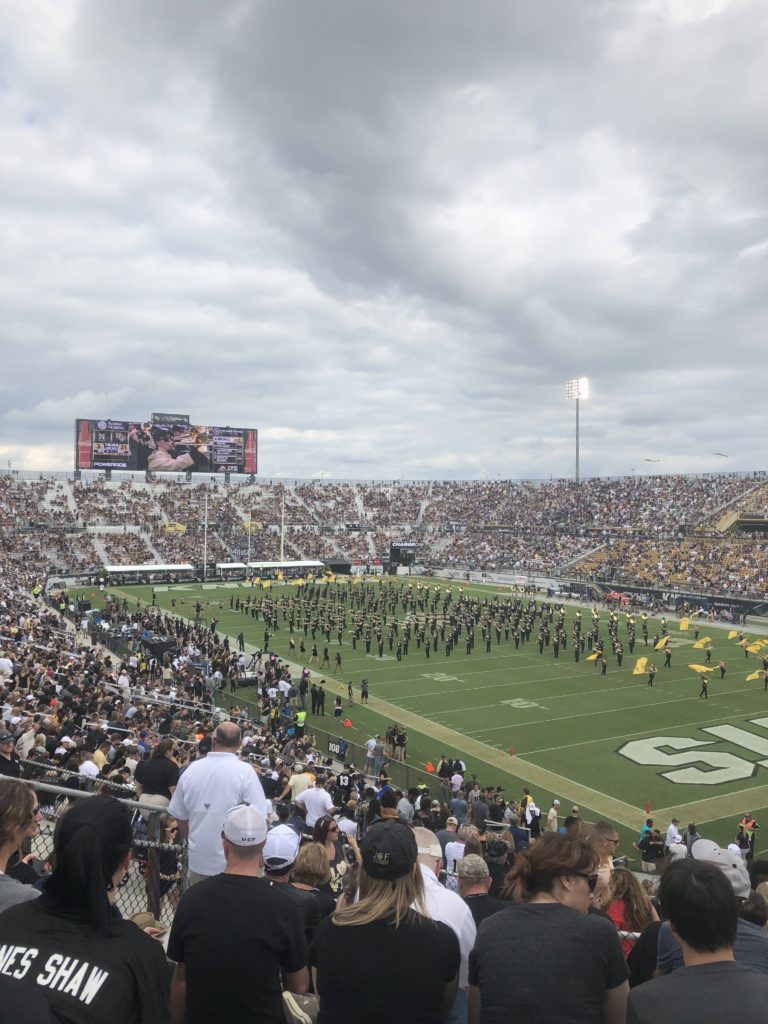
413 826 476 1024
445 824 473 874
296 776 336 829
78 749 100 779
169 721 267 885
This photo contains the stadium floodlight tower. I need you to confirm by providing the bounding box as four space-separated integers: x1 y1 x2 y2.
565 377 589 485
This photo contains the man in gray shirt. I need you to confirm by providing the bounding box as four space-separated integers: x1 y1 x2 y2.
396 788 416 824
630 859 768 1024
656 839 768 975
469 789 489 833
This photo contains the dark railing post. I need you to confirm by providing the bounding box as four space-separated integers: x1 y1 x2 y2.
144 811 162 920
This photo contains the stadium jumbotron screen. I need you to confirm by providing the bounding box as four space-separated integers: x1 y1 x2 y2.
75 418 258 474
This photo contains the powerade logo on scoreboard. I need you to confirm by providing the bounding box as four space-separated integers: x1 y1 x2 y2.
618 717 768 785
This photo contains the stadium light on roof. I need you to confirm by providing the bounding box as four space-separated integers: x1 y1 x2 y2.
565 377 589 485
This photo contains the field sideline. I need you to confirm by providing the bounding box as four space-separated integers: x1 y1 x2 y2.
96 576 768 858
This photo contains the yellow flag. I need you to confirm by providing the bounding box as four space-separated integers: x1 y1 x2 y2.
747 643 763 654
728 630 739 639
655 636 669 650
679 618 689 631
263 580 271 589
688 664 713 673
586 652 599 662
746 671 761 682
633 657 648 675
737 639 749 648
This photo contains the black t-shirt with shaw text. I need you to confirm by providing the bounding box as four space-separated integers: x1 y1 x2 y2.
0 896 170 1024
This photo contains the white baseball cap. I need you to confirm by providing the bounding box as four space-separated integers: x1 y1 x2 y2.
221 804 267 847
263 825 301 870
690 839 751 899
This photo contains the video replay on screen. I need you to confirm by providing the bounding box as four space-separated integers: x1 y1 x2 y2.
75 415 257 474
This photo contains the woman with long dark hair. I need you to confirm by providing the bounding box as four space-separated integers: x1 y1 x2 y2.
0 794 169 1022
134 738 179 810
312 814 360 899
605 867 659 957
468 833 628 1024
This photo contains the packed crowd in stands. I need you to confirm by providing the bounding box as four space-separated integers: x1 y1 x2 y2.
422 474 760 534
577 537 768 594
100 532 156 565
0 477 75 529
2 470 768 597
149 524 231 565
72 479 160 528
438 530 595 573
0 578 767 1021
2 475 768 1019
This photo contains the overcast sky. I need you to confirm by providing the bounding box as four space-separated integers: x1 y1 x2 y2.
1 0 766 481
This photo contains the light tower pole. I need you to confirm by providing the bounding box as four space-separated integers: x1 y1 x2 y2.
565 377 589 485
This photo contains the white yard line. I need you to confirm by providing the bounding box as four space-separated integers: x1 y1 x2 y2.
467 685 755 736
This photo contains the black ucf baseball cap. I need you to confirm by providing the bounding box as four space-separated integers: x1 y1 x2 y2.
360 819 417 881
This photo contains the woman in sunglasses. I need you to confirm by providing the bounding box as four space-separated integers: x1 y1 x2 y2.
312 815 360 899
468 833 628 1024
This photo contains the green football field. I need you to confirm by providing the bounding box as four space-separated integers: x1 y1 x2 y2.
97 577 768 860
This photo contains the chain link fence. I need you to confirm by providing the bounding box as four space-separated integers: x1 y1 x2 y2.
32 781 187 927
